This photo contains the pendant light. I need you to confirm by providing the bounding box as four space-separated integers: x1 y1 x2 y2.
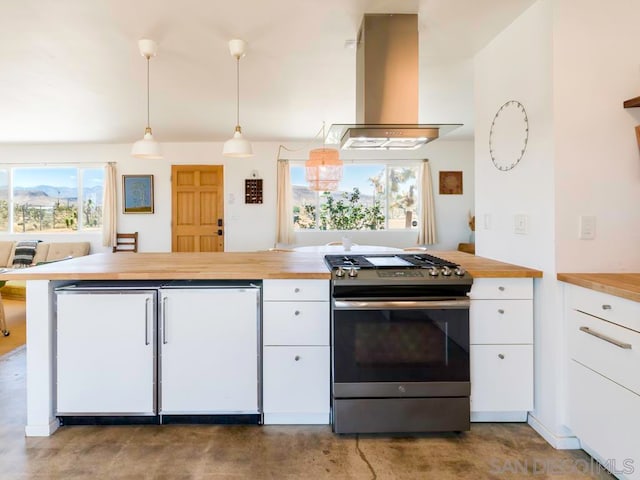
305 122 342 191
223 39 254 158
131 39 163 159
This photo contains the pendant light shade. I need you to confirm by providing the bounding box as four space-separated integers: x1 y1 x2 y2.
132 39 162 159
305 147 343 191
131 128 163 159
304 122 342 191
223 39 254 158
223 126 253 157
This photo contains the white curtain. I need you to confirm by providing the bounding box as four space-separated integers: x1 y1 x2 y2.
101 163 117 247
276 160 294 245
418 160 437 245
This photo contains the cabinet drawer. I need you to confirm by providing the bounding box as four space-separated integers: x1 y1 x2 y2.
567 285 640 333
470 344 533 412
263 346 330 416
569 309 640 395
263 279 329 302
568 360 640 479
470 300 532 344
470 278 533 300
263 302 329 346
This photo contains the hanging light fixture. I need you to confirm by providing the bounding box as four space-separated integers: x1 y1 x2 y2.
131 39 163 159
305 122 342 191
223 39 254 158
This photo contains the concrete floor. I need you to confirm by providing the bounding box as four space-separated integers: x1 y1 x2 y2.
0 347 613 480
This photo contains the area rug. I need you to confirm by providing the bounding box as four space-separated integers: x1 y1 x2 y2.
0 299 26 357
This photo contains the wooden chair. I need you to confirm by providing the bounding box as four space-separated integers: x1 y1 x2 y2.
113 232 138 253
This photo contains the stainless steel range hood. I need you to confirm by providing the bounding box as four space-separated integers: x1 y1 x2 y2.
327 14 461 150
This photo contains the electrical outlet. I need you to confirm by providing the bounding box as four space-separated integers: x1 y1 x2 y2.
579 215 596 240
514 214 528 235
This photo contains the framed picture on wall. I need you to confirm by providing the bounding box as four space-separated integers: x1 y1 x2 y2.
123 175 154 214
439 171 463 195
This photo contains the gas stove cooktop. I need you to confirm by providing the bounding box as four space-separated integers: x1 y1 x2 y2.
324 253 471 283
324 253 458 269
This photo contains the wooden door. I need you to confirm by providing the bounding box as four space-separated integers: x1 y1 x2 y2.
171 165 224 252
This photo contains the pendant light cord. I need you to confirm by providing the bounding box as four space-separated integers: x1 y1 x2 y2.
236 56 240 128
146 55 151 130
276 123 328 160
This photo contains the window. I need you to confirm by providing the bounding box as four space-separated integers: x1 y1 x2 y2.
0 166 104 233
291 162 420 231
0 170 8 231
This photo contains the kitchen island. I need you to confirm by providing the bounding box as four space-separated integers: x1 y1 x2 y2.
2 251 541 436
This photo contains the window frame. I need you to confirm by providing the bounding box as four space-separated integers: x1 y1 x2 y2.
290 160 422 233
0 164 105 234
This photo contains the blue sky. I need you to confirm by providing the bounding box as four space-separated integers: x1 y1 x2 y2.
291 164 384 194
11 167 103 188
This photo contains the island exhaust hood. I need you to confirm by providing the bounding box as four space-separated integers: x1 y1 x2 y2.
326 14 461 150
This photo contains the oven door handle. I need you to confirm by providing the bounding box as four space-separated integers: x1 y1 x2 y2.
333 299 470 310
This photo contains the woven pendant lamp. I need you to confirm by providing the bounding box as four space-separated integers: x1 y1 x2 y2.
305 147 343 191
304 122 342 191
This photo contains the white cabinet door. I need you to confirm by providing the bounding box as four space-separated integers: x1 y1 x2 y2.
56 291 156 415
263 301 329 346
470 344 533 412
160 288 259 414
263 346 330 424
568 361 640 479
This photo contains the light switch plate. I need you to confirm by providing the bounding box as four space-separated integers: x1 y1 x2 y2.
579 215 596 240
483 214 492 230
514 214 528 235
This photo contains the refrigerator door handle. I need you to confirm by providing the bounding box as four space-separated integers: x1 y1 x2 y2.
162 296 168 344
144 297 150 346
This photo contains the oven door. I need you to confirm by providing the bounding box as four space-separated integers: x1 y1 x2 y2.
332 298 470 398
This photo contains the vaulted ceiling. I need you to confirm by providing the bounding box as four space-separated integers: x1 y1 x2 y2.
0 0 536 144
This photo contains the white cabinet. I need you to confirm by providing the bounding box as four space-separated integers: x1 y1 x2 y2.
469 278 533 421
159 287 260 414
262 279 330 424
56 290 156 415
565 284 640 480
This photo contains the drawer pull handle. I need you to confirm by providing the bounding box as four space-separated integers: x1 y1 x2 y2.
498 286 505 292
294 355 300 361
498 309 505 314
294 288 300 293
579 326 632 350
498 354 505 359
601 304 612 310
294 310 300 316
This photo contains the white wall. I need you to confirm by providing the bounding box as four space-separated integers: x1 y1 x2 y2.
475 0 640 448
474 0 564 443
553 0 640 272
0 139 473 252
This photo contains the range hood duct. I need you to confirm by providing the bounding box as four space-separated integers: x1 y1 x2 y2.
327 14 461 150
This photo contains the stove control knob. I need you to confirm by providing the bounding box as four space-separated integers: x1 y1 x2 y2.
348 267 358 278
441 266 452 276
335 267 346 278
428 267 439 277
454 267 466 277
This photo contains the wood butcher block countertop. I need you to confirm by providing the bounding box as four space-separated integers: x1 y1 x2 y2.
558 273 640 303
0 250 542 281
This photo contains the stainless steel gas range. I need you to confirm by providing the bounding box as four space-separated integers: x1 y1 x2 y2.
326 253 473 434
